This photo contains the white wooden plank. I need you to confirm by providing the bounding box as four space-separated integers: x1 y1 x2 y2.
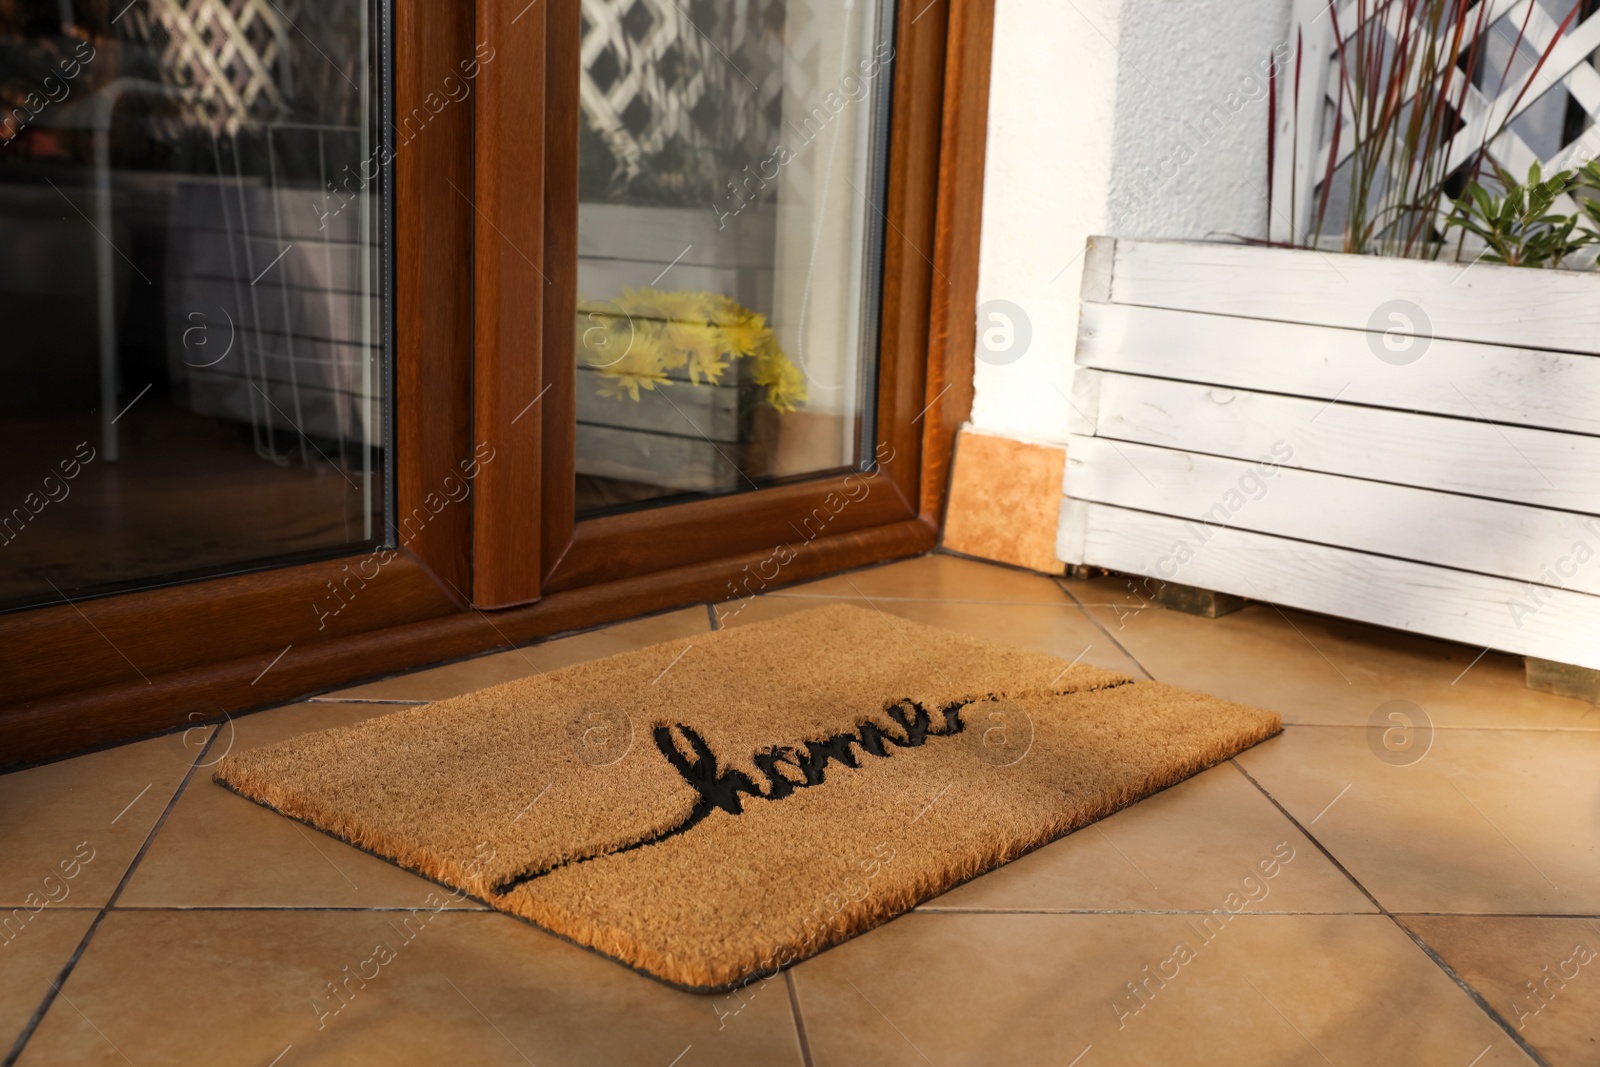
174 277 375 346
1106 239 1600 356
576 260 765 305
1057 498 1089 566
576 424 742 492
1077 503 1600 671
172 183 368 243
1076 302 1600 437
1080 236 1114 304
169 229 365 295
578 203 775 267
576 366 743 440
1085 371 1600 513
1066 436 1600 597
1067 369 1100 437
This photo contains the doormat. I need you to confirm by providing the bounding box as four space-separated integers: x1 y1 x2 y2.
215 603 1280 991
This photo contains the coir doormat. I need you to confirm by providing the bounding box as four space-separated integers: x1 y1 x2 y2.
215 603 1280 991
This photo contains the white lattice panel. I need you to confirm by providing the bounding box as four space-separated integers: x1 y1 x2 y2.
120 0 292 132
579 0 793 192
1274 0 1600 245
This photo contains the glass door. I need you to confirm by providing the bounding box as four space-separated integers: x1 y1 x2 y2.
532 0 938 599
571 0 897 516
1 0 987 769
0 0 389 611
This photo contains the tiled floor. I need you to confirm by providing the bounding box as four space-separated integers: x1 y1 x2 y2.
4 552 1598 1066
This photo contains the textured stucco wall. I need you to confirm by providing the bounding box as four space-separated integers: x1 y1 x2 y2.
968 0 1292 447
1105 0 1293 242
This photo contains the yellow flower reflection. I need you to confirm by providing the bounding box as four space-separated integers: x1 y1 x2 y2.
576 289 807 412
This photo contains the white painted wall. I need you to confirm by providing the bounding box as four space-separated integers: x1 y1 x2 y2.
968 0 1292 446
967 0 1123 445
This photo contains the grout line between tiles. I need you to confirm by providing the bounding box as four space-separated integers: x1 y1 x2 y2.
1393 926 1555 1067
1227 759 1553 1067
766 593 1080 607
1274 722 1600 734
4 728 221 1067
913 907 1382 916
1057 584 1154 680
105 905 491 912
784 970 815 1067
1393 911 1600 919
913 907 1600 919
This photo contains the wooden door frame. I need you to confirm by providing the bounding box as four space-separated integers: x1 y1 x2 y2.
0 0 995 769
532 0 949 596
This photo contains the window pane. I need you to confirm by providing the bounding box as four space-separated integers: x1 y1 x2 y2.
0 0 388 610
574 0 896 516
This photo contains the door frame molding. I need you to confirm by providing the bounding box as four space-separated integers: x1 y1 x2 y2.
0 0 996 769
529 0 950 596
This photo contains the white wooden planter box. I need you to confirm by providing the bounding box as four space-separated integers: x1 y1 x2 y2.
1060 236 1600 672
165 181 378 446
576 203 775 492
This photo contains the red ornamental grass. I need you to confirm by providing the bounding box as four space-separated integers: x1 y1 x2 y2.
1283 0 1578 259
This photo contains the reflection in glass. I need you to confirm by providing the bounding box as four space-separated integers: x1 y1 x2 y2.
0 0 386 610
574 0 896 516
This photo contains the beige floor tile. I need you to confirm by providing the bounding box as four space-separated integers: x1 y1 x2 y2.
1402 915 1600 1067
791 912 1531 1067
225 700 412 751
1 908 97 1050
1238 727 1600 914
768 552 1076 604
722 593 1145 677
0 732 211 908
13 548 1588 1062
1086 602 1600 729
319 606 710 702
120 703 486 909
15 910 803 1066
924 762 1373 914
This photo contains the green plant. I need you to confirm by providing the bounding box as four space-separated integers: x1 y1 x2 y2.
1270 0 1580 259
1444 162 1600 268
1571 160 1600 235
